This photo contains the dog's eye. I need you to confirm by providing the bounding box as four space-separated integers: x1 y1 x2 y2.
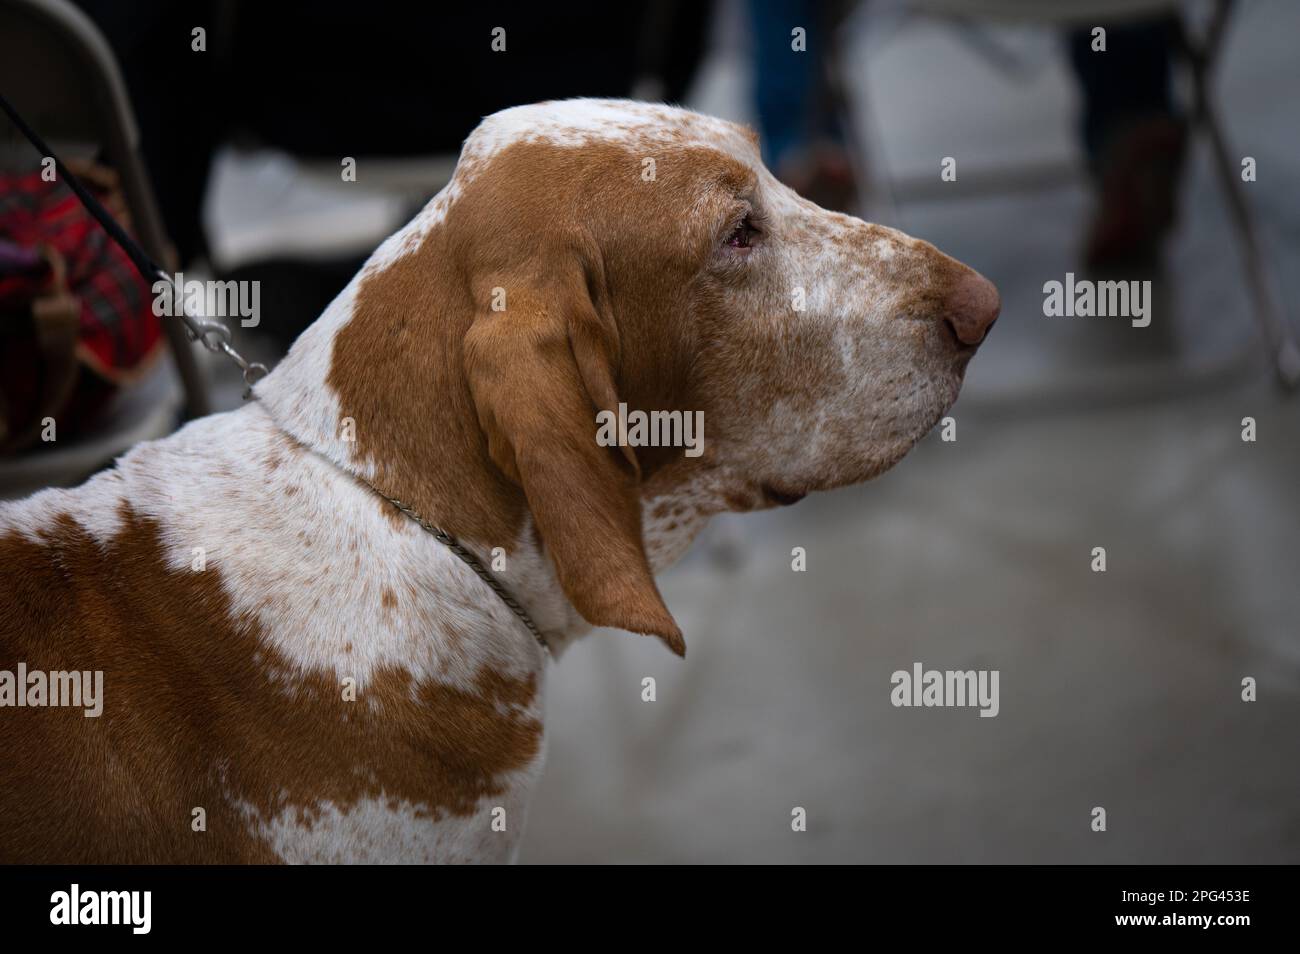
726 215 757 250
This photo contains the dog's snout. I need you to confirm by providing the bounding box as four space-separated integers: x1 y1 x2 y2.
943 271 1000 346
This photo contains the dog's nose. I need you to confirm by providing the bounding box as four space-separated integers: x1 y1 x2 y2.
944 271 1000 346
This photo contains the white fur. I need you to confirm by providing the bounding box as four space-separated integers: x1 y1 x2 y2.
463 99 762 164
232 759 545 864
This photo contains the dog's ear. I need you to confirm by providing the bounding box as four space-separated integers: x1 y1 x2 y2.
463 260 684 656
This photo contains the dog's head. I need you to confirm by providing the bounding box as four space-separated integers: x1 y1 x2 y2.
309 100 998 654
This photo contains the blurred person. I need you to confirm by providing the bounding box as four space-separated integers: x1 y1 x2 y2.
0 162 163 454
1068 16 1187 270
748 0 860 212
747 6 1188 264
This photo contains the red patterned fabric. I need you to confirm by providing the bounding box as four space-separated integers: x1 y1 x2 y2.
0 168 162 383
0 167 165 450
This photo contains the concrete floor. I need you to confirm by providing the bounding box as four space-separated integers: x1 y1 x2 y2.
517 1 1300 863
521 380 1300 863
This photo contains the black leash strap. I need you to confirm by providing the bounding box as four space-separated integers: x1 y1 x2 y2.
0 92 162 283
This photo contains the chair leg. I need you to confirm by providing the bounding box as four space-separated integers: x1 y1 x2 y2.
1182 1 1300 388
159 313 211 418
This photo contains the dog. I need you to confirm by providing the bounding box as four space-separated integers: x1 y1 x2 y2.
0 100 998 863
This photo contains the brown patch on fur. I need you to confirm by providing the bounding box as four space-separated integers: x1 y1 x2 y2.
724 490 753 511
374 491 413 530
263 430 302 475
0 507 541 863
381 587 398 611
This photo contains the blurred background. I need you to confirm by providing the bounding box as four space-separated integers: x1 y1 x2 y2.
1 0 1297 862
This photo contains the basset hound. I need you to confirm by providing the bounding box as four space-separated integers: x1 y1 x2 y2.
0 99 998 863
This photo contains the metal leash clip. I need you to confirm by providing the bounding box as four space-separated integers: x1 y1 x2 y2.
159 269 269 399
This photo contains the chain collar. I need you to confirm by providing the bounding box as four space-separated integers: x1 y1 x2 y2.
254 405 550 655
360 482 551 654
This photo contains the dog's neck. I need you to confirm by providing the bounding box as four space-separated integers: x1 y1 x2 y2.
255 204 484 528
253 209 583 648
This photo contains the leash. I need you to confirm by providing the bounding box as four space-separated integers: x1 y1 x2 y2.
1 92 551 655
